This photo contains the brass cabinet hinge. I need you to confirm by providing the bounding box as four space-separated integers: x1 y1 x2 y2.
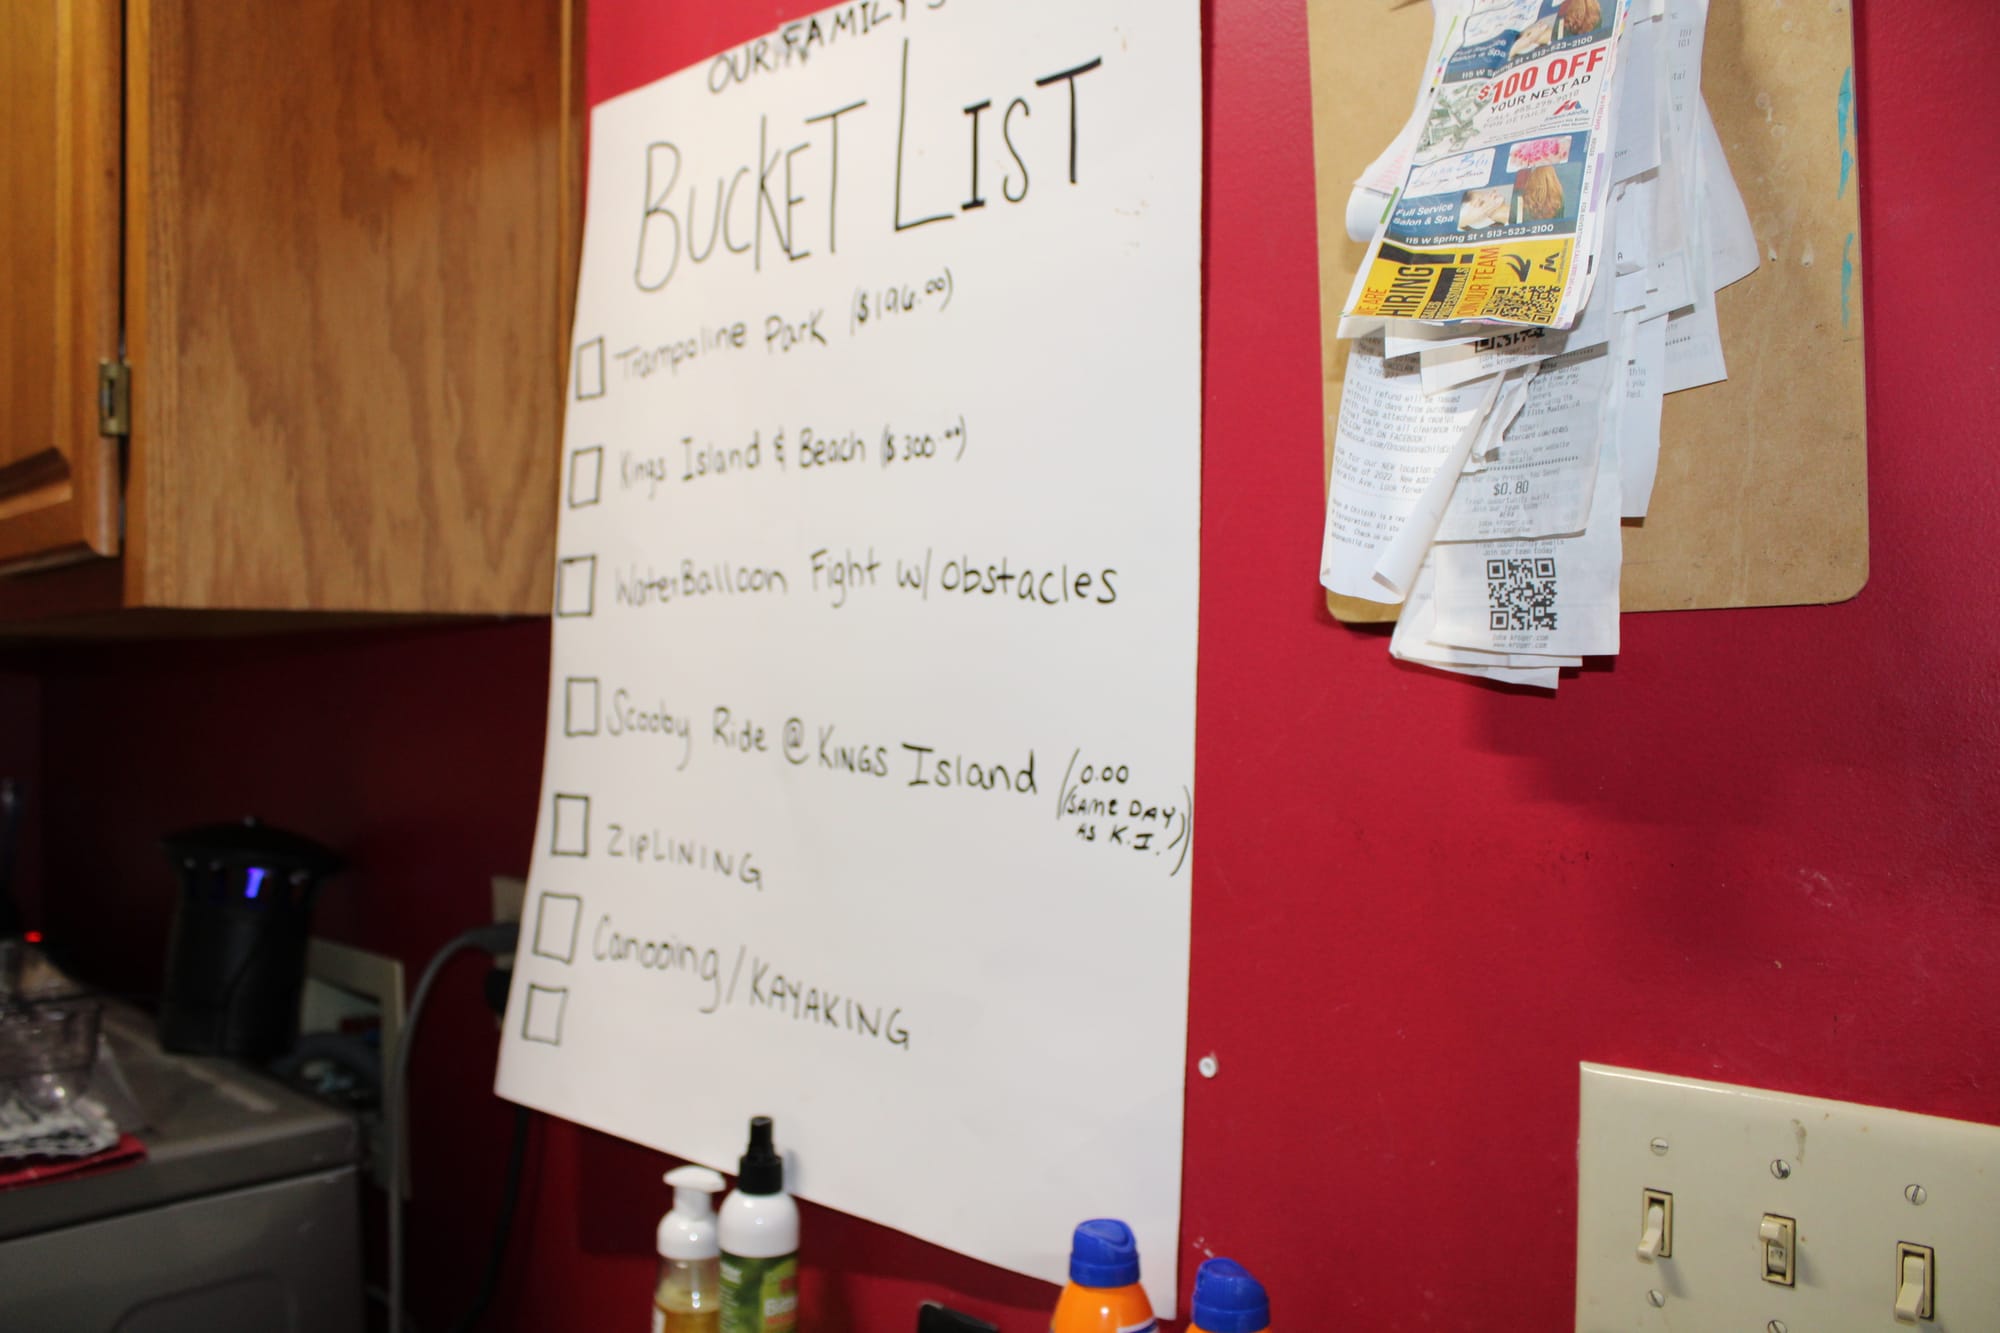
98 359 130 437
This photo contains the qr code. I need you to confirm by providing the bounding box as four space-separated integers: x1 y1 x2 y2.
1486 556 1559 631
1480 285 1562 325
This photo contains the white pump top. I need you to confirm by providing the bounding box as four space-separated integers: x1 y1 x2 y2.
657 1165 727 1260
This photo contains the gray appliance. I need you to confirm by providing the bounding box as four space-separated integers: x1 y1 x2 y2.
0 1004 362 1332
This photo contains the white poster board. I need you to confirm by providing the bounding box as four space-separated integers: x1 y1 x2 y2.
497 0 1201 1310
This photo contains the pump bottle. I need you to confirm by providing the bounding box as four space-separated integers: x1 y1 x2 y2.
655 1164 726 1333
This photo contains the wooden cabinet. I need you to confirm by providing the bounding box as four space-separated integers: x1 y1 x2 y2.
0 0 579 625
0 1 121 577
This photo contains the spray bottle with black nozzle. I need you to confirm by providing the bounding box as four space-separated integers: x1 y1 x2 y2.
719 1116 799 1333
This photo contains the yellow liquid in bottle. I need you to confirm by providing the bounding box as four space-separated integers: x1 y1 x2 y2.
654 1304 720 1333
655 1256 721 1333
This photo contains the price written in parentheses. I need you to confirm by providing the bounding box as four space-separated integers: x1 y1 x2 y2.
1054 749 1195 879
881 415 970 468
849 266 955 334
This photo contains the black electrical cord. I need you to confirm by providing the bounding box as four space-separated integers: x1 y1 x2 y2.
366 1285 421 1333
445 1102 533 1333
388 921 520 1333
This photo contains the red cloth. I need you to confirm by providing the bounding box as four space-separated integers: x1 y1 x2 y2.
0 1134 146 1191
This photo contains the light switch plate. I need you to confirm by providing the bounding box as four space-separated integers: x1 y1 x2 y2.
1577 1064 2000 1331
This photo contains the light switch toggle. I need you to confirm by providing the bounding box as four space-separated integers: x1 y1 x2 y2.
1637 1189 1673 1262
1761 1213 1797 1287
1895 1242 1935 1323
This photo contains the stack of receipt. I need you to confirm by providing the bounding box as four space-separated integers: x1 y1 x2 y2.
1319 0 1756 689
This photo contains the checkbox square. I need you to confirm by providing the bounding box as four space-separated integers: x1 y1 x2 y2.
550 793 591 857
555 555 596 618
563 677 600 736
522 984 568 1045
574 337 606 400
532 892 582 964
568 445 604 508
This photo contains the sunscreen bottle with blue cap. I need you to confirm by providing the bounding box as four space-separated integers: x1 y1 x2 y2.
1050 1218 1157 1333
1189 1257 1271 1333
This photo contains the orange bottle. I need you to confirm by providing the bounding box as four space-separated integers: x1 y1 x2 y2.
1050 1219 1156 1333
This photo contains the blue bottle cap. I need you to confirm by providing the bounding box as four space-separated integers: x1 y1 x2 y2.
1191 1257 1269 1333
1068 1218 1142 1287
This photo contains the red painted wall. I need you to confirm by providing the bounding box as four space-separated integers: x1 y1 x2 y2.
0 672 39 927
17 0 2000 1329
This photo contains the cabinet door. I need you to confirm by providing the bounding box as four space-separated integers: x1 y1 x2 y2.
0 0 122 570
123 0 570 613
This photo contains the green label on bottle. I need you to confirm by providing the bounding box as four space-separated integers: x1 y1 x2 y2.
720 1252 798 1333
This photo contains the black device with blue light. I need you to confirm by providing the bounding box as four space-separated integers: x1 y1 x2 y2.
158 816 342 1058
